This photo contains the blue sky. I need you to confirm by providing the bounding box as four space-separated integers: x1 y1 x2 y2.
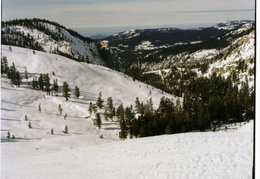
2 0 255 36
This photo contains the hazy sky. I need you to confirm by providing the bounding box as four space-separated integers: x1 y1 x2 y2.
2 0 255 36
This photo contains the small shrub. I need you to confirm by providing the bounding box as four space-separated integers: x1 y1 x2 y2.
63 125 68 134
28 122 32 128
7 131 10 139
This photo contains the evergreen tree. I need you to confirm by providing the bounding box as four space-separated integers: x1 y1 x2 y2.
53 79 59 94
14 70 22 87
32 77 38 90
62 81 71 101
93 104 97 114
7 131 10 139
7 62 22 87
95 113 102 129
63 125 68 134
74 85 80 99
106 97 114 120
38 74 44 91
38 104 41 112
135 97 141 113
116 104 128 139
28 122 32 128
1 56 9 74
51 128 54 135
88 102 93 116
44 74 51 95
58 104 62 114
25 115 28 121
96 92 103 108
64 113 68 120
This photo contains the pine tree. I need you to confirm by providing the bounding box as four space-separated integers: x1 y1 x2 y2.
88 102 93 116
44 74 51 95
38 104 41 112
117 104 128 139
74 85 80 99
51 128 54 135
62 81 71 101
93 104 97 114
28 122 32 128
63 125 68 134
7 131 10 139
32 77 38 90
135 97 141 113
96 92 103 108
25 115 28 121
53 79 59 95
95 113 102 129
64 113 67 120
1 56 9 74
107 97 114 120
38 74 44 91
58 104 62 115
14 70 22 87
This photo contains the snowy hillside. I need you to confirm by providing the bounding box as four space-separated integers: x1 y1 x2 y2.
1 45 175 107
132 23 255 89
2 19 112 66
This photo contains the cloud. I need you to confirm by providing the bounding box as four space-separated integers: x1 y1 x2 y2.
2 0 255 31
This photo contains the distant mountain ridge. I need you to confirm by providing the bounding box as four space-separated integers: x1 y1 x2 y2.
103 20 254 51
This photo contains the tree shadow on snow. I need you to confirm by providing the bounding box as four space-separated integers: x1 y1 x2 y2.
1 108 16 112
102 122 120 131
1 136 38 143
1 118 20 122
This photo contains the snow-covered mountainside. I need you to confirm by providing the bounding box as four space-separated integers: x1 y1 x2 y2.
128 22 255 88
1 19 121 70
1 45 175 108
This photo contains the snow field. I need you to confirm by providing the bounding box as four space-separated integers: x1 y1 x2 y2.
1 121 253 179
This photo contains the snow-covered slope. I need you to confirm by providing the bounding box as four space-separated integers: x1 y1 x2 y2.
2 113 253 179
2 19 104 65
1 45 175 107
135 23 255 89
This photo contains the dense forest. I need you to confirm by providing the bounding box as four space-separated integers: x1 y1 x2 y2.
114 71 254 139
